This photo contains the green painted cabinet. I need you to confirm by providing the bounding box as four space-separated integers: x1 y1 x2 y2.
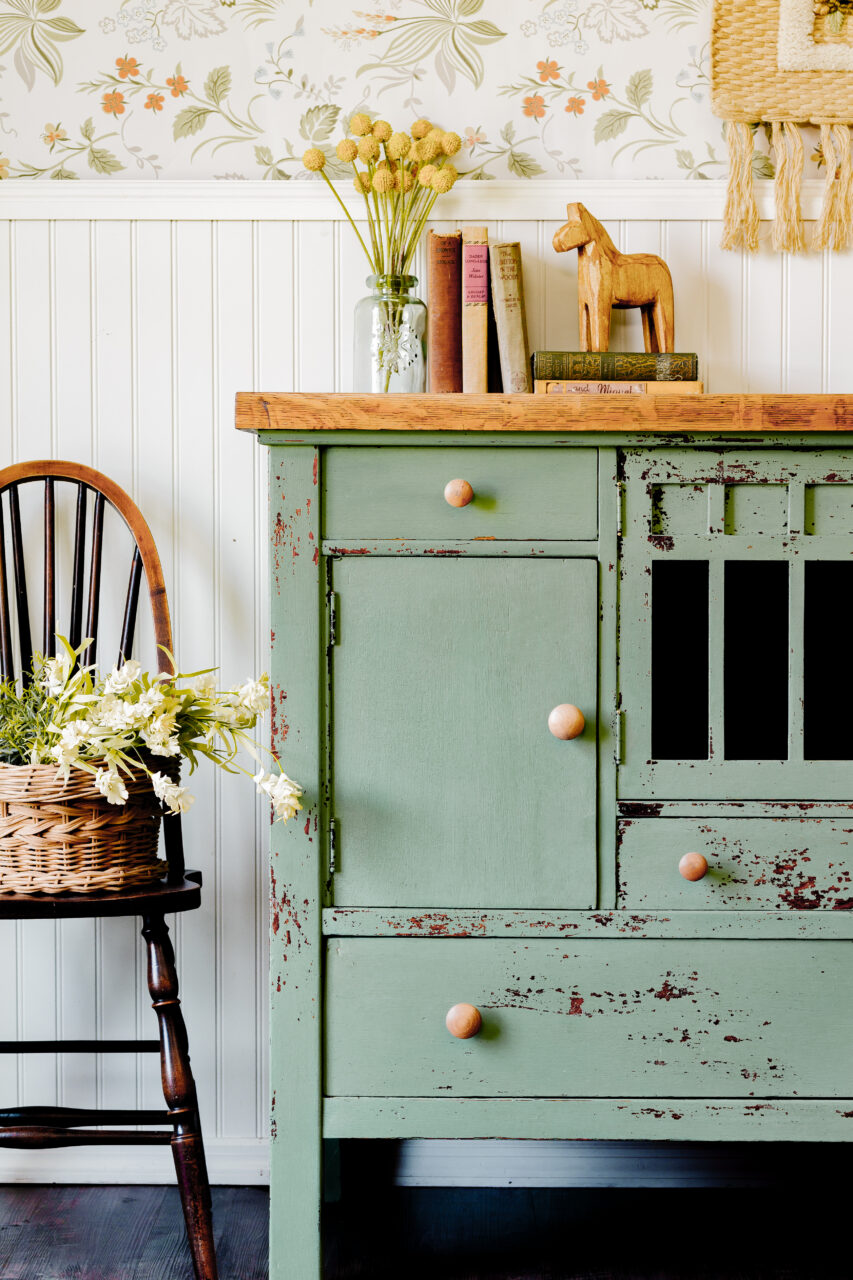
242 395 853 1280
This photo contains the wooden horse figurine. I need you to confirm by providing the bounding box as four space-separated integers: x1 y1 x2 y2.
552 202 675 353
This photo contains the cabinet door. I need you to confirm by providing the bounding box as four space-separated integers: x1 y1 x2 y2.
620 449 853 800
330 558 597 908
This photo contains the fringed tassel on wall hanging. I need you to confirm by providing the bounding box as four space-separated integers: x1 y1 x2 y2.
771 121 805 252
721 122 760 252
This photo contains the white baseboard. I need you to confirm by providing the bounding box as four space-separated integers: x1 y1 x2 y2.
0 1138 269 1185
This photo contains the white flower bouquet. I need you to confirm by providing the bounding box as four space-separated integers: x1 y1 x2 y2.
0 637 302 824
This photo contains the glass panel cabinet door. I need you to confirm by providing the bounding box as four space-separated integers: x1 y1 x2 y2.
330 558 598 908
619 450 853 800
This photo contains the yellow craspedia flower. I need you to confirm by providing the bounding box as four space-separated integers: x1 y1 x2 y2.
357 135 380 162
411 118 432 139
417 163 437 187
386 131 410 160
336 138 358 162
372 168 395 193
353 170 371 193
372 120 392 141
302 148 326 172
349 112 373 137
431 167 457 194
440 132 462 157
411 136 440 163
394 169 415 192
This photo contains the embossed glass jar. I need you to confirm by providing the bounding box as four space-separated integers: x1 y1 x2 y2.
353 274 427 393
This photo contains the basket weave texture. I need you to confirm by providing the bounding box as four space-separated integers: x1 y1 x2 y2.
0 763 166 894
712 0 853 122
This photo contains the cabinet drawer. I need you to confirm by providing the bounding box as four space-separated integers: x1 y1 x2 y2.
325 939 853 1098
322 447 598 541
618 818 853 910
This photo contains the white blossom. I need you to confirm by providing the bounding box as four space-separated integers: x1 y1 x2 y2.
95 768 129 805
151 772 195 814
105 659 142 694
254 769 303 822
236 676 269 716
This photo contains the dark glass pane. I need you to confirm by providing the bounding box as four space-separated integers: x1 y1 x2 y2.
724 561 788 760
804 562 853 760
651 561 709 760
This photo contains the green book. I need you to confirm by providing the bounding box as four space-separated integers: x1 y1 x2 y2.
531 351 699 381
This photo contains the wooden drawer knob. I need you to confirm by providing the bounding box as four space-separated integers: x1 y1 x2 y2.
444 478 474 508
548 704 585 740
679 852 709 882
445 1003 482 1039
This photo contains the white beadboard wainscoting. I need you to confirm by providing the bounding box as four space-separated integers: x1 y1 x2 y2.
0 180 850 1187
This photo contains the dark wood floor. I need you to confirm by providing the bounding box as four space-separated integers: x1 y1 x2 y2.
0 1179 848 1279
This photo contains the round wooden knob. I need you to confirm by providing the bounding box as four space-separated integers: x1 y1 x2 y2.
548 704 585 740
444 478 474 508
445 1003 482 1039
679 852 709 882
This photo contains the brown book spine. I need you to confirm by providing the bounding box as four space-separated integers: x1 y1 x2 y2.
489 242 532 394
534 380 705 395
427 231 462 393
462 226 489 393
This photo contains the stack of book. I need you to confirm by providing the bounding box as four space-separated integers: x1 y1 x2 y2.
531 350 702 395
427 227 532 395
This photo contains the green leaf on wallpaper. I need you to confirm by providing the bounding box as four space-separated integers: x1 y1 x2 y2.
255 145 274 166
828 8 845 34
44 16 84 38
204 66 231 104
88 147 124 174
173 107 213 140
36 0 62 12
455 0 485 15
594 110 632 144
751 151 775 179
626 69 653 109
507 150 545 178
466 20 505 43
80 117 94 141
500 121 515 144
299 104 340 143
675 149 694 170
50 167 78 179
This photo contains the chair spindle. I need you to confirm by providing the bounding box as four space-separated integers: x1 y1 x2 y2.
0 503 13 680
119 547 143 666
85 492 105 665
68 483 87 651
8 486 33 680
43 478 55 659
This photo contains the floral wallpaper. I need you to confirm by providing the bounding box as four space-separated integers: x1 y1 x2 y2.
0 0 792 181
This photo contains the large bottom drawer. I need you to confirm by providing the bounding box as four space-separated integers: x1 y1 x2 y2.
324 939 853 1098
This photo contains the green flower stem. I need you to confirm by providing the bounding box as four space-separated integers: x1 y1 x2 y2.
350 160 381 270
317 170 375 268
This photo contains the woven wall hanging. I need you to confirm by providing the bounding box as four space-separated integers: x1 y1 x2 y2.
712 0 853 251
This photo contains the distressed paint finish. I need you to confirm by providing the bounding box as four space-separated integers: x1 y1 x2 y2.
247 406 853 1278
325 938 853 1099
267 447 322 1280
619 818 853 910
322 447 598 542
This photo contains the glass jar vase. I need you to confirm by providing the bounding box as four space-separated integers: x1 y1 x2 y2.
353 274 427 393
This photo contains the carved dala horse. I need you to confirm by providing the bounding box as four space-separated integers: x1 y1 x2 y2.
553 203 675 353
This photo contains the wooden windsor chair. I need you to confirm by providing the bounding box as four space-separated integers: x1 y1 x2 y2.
0 460 218 1280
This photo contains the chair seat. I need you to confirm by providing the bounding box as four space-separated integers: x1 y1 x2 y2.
0 872 202 919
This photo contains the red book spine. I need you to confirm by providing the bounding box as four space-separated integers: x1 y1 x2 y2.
427 231 462 393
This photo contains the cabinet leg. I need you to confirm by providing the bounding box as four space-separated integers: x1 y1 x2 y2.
143 911 219 1280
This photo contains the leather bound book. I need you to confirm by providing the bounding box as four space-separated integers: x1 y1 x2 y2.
427 231 462 393
489 242 532 394
462 226 489 393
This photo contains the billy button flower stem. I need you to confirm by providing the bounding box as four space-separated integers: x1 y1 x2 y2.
302 147 375 268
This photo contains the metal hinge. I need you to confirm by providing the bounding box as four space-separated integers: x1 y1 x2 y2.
328 592 339 646
328 818 337 876
616 480 624 539
612 707 625 765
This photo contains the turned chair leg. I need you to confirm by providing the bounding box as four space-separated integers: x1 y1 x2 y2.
143 912 219 1280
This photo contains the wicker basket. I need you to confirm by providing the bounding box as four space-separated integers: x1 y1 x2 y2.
0 762 166 895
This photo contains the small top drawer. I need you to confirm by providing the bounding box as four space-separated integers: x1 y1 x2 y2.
322 447 598 541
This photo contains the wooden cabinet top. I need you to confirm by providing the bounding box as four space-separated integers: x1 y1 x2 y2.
235 392 853 436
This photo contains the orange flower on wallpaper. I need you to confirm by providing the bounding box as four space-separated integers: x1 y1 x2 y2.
166 74 189 97
537 60 559 83
102 91 126 116
42 124 67 145
587 78 611 101
0 157 8 180
115 56 140 79
145 92 165 112
522 94 545 119
565 97 585 115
